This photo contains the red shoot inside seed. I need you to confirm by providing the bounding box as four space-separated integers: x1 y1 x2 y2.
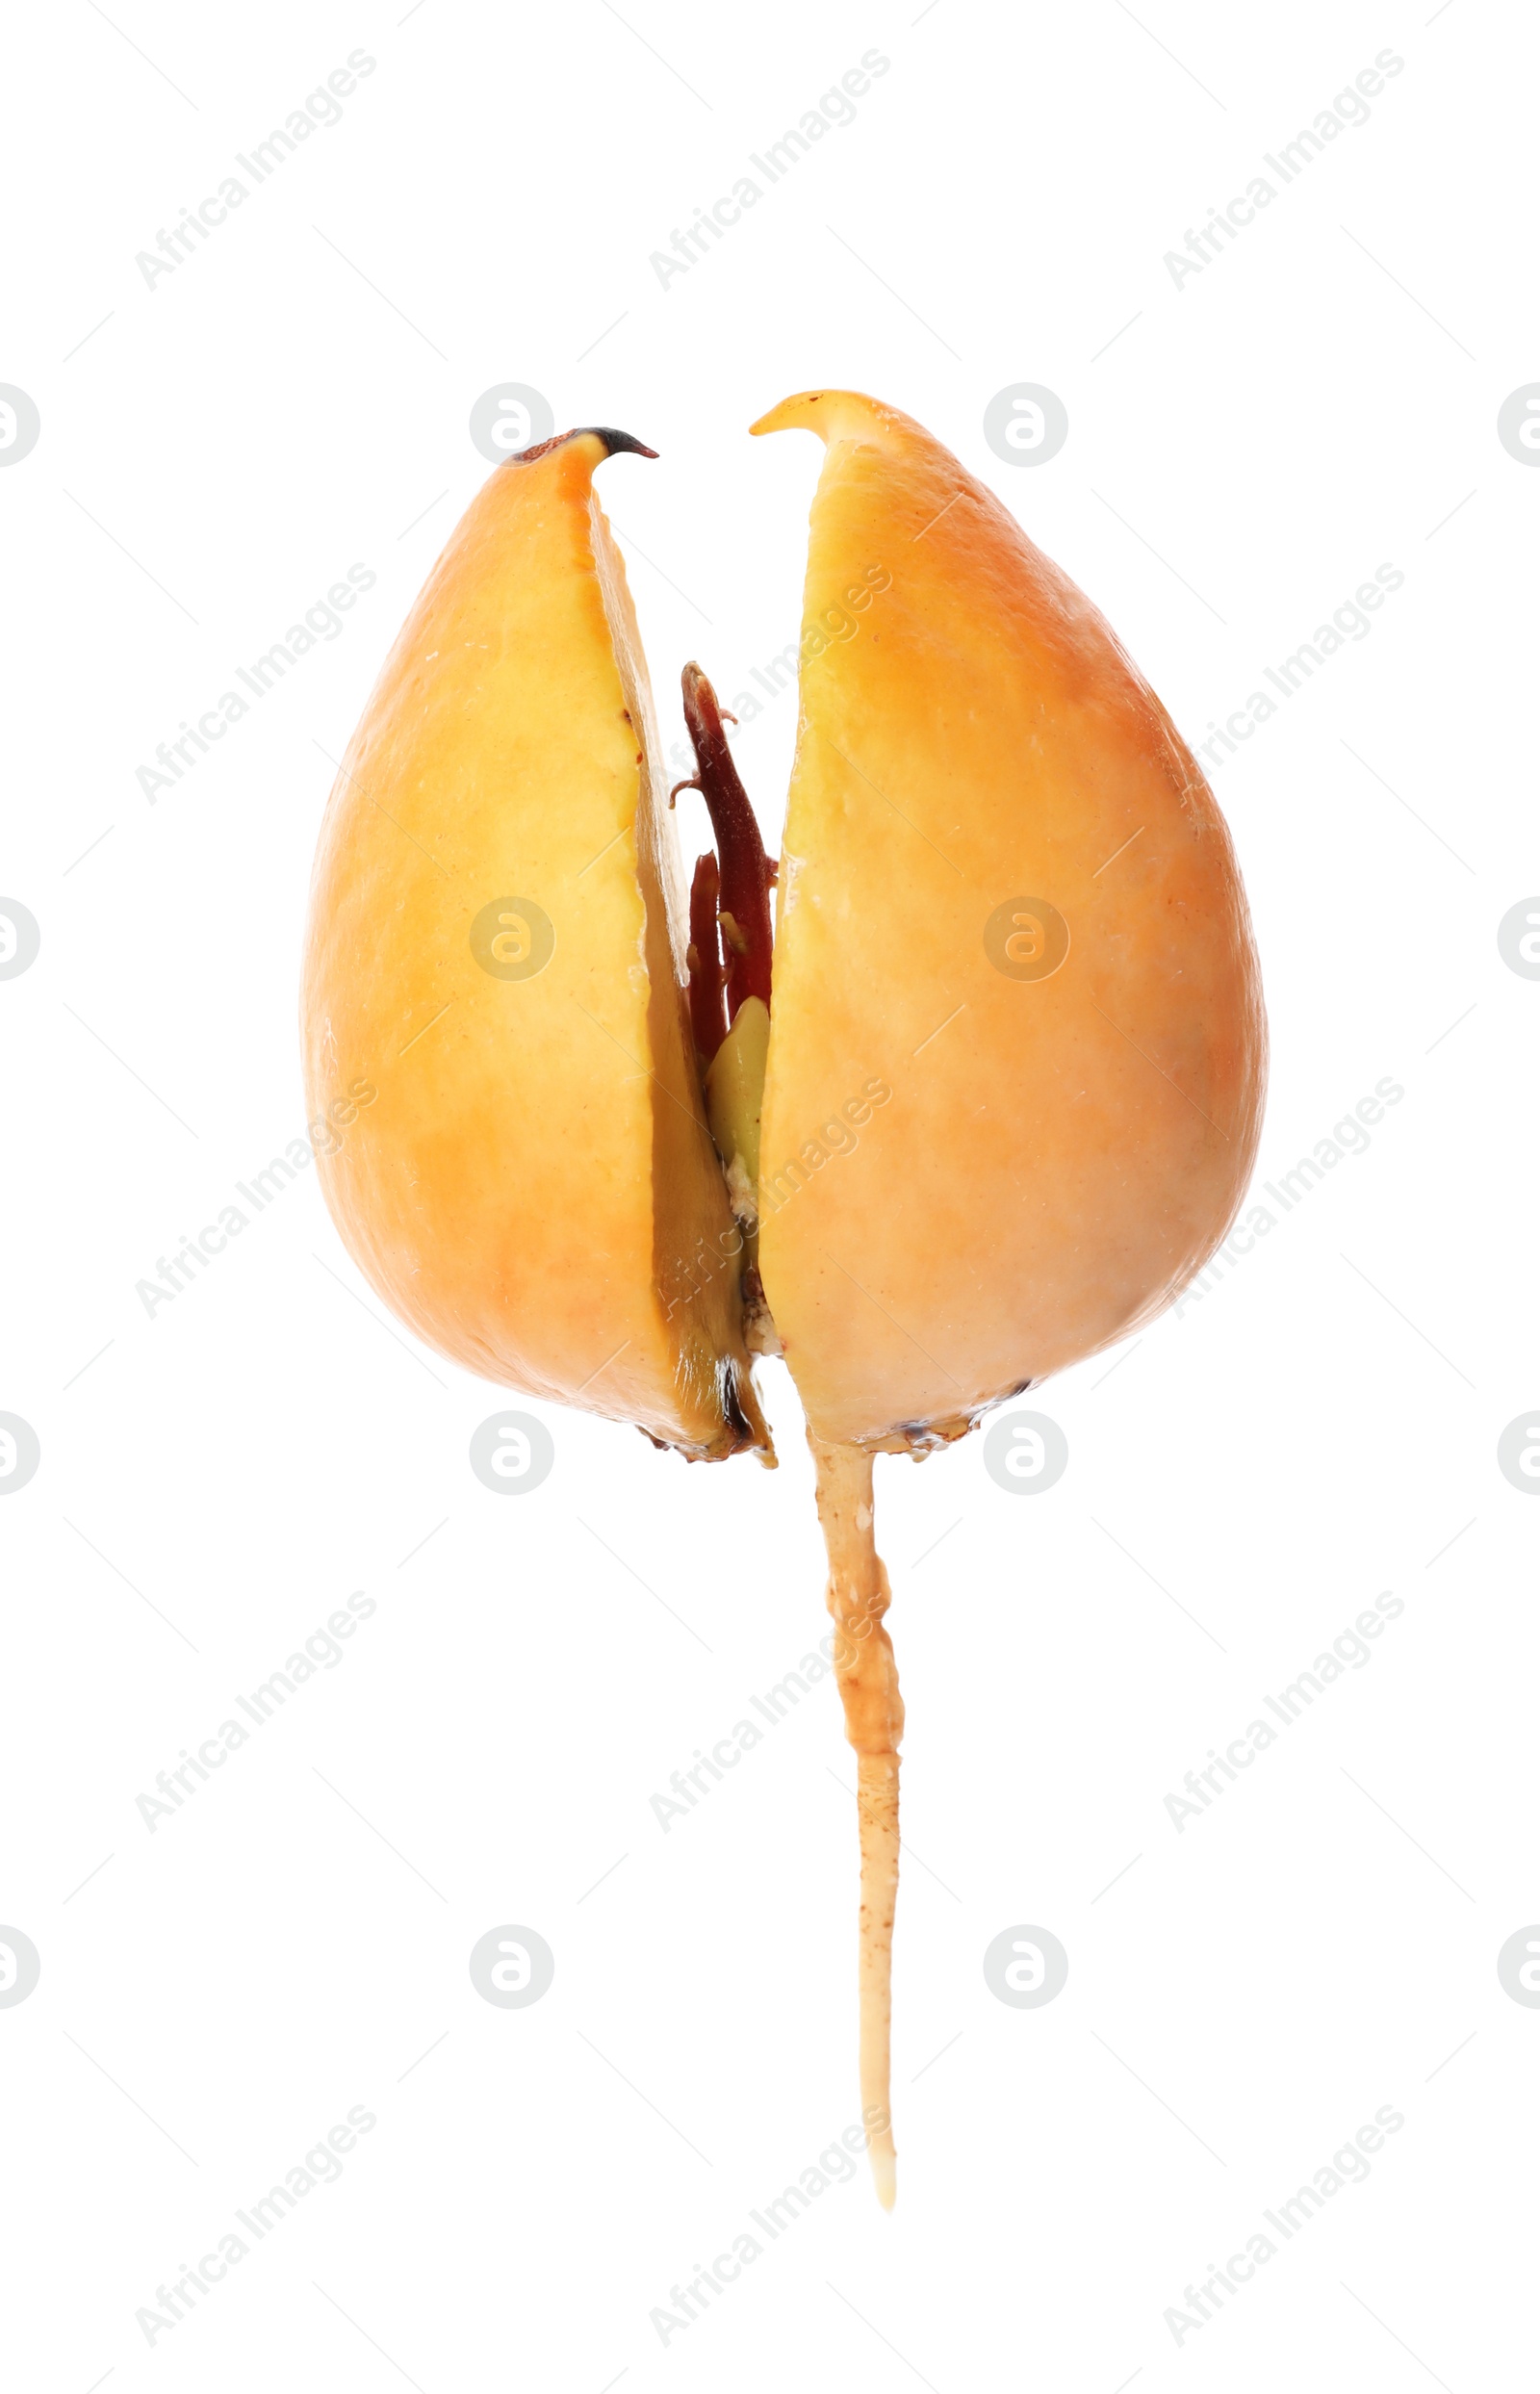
687 851 729 1063
673 664 775 1034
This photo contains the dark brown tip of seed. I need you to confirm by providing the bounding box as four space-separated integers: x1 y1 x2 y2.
511 426 658 464
590 427 659 458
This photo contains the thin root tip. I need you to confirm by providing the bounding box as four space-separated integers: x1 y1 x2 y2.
870 2145 897 2210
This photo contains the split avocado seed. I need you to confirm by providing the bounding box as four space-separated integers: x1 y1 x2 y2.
300 391 1268 2205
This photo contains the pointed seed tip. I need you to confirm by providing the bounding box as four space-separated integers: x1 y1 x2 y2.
750 393 834 441
508 426 657 465
587 426 657 459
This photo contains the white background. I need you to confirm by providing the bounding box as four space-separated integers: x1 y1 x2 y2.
2 1 1535 2386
